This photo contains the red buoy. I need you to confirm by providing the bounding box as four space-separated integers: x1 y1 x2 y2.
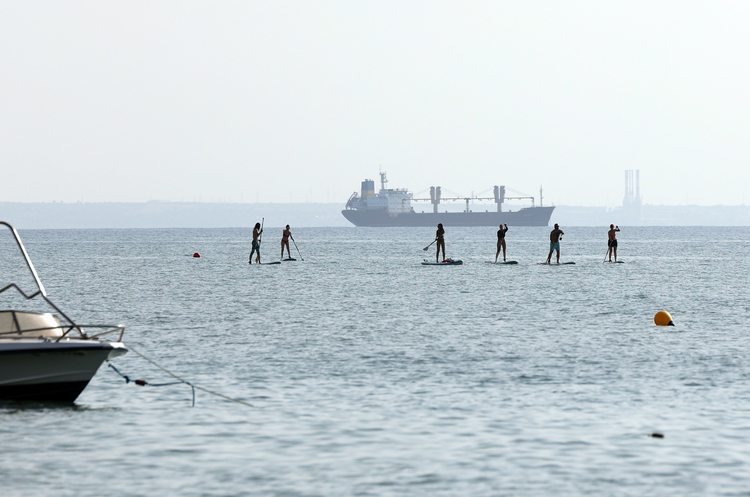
193 253 201 258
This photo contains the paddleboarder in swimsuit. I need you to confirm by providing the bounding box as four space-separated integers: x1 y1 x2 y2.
607 224 620 262
249 222 262 264
435 223 446 262
546 223 564 264
495 224 508 263
281 225 294 260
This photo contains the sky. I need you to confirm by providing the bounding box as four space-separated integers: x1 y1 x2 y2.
1 1 748 207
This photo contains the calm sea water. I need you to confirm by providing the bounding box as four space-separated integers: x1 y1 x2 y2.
1 226 750 496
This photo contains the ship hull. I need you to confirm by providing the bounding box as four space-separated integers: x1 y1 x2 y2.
341 206 554 227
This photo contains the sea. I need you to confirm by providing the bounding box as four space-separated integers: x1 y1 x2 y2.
1 226 749 496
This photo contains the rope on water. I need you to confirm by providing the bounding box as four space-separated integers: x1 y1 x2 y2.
107 357 195 406
107 342 254 408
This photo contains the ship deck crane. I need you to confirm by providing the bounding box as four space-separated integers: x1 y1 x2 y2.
412 185 535 212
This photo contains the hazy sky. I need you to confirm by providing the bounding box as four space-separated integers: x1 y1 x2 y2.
2 2 748 207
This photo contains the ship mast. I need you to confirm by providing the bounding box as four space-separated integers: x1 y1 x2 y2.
380 170 388 191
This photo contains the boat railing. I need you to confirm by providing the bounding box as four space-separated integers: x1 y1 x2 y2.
55 323 125 342
0 324 125 342
85 325 126 341
0 282 89 339
0 283 43 301
1 221 125 343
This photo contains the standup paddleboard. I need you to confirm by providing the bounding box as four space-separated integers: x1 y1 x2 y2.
484 261 518 265
604 260 625 264
537 262 576 265
422 259 463 266
282 258 297 261
254 261 281 265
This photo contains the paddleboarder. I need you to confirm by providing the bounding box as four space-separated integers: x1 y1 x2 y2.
249 222 263 264
495 224 508 263
281 225 294 260
546 223 564 264
435 223 446 262
607 224 620 262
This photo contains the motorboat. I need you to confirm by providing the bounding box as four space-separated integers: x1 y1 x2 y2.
0 221 127 402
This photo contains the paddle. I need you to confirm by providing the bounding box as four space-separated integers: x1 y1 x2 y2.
292 238 304 261
257 217 264 263
422 239 437 251
604 234 613 262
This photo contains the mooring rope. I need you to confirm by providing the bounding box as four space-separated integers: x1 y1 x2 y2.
107 342 254 408
107 361 196 406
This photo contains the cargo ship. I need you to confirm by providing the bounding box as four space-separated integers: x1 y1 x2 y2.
342 172 554 227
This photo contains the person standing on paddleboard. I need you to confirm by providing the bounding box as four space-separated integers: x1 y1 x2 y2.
281 225 294 260
607 224 620 262
546 223 564 264
249 222 263 264
435 223 446 262
495 224 508 263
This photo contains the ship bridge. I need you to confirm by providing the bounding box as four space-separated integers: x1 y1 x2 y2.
344 172 413 213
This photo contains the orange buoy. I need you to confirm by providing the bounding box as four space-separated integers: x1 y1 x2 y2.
193 253 201 258
654 310 674 326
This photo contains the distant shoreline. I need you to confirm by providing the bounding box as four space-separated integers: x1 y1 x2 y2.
1 202 749 229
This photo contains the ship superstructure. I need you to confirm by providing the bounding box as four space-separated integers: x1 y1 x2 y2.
342 172 554 227
346 174 414 214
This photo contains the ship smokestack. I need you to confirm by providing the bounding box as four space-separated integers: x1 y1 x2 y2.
361 179 375 198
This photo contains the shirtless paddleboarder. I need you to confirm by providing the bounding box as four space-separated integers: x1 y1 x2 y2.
546 223 564 264
607 224 620 262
